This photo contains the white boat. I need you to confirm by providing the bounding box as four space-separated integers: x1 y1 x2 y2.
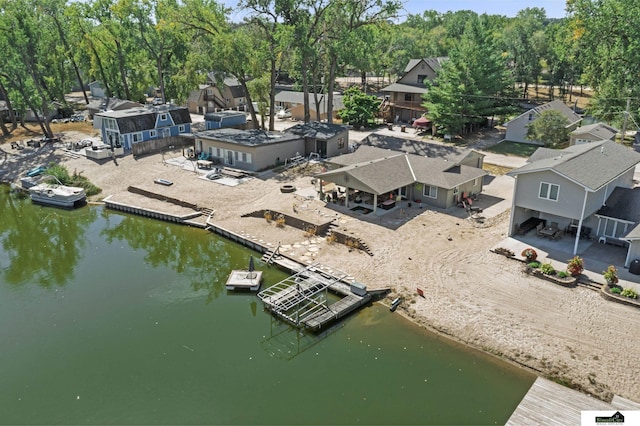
29 179 86 209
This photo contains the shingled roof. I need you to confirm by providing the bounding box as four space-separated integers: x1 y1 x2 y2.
318 145 486 195
508 140 640 191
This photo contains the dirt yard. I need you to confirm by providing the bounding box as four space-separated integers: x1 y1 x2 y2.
1 129 639 404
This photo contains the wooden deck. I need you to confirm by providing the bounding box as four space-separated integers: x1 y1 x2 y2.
506 378 615 425
303 293 370 330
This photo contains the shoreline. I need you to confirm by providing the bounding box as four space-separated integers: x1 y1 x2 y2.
2 134 639 404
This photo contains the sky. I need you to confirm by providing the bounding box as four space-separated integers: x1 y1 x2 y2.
222 0 568 22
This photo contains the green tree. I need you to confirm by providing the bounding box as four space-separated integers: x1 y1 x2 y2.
337 86 379 126
423 15 515 135
526 109 570 147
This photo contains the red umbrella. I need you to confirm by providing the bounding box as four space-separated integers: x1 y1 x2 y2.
412 117 431 127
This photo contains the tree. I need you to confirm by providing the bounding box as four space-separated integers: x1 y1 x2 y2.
337 86 379 126
526 109 570 147
423 14 516 135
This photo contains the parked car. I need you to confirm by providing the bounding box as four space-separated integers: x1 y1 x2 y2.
276 109 292 120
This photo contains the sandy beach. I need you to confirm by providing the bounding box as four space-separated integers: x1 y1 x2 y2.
2 128 639 404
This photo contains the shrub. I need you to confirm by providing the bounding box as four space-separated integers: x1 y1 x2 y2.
275 214 286 228
521 248 537 261
566 256 584 277
326 233 337 244
603 265 619 285
264 211 273 222
621 288 638 299
540 263 556 275
557 271 568 278
610 287 622 294
528 261 540 268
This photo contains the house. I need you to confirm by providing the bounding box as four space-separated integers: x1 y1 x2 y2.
317 144 486 213
505 100 582 144
193 128 305 172
87 98 144 120
381 57 446 123
284 121 349 158
187 75 247 114
569 122 617 145
274 91 344 121
204 111 247 130
95 105 191 150
595 187 640 266
192 121 349 172
507 140 640 258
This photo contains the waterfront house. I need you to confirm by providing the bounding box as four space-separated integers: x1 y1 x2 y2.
381 57 446 123
504 100 582 144
95 105 191 150
507 140 640 259
317 144 486 213
193 121 349 172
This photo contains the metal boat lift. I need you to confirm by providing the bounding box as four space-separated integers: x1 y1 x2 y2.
257 264 367 330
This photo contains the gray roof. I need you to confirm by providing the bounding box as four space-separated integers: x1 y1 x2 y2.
285 121 347 140
195 128 300 146
319 146 486 194
597 187 640 223
381 82 428 94
88 98 143 113
403 57 447 74
508 140 640 191
204 111 246 122
570 122 617 140
506 99 582 127
597 187 640 240
360 134 482 163
96 105 191 133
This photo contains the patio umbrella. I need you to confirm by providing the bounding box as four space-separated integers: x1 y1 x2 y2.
413 117 431 128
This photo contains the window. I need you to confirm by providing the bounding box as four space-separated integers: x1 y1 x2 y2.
453 187 459 195
528 113 534 121
474 178 480 186
178 125 185 132
149 130 157 138
423 185 437 199
539 182 559 201
338 137 345 149
105 118 117 130
417 74 427 84
404 93 413 102
132 132 143 143
241 152 252 163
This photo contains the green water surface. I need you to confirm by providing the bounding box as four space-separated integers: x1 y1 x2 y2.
0 185 534 424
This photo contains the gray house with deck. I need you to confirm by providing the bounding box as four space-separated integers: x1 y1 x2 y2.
507 140 640 260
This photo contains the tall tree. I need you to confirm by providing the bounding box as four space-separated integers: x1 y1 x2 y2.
526 109 570 147
423 15 515 135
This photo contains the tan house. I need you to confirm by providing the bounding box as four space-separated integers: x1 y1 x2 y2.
187 76 247 115
381 57 446 123
317 144 486 213
569 122 617 145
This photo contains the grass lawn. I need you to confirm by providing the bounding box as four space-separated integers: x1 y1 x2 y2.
485 140 540 157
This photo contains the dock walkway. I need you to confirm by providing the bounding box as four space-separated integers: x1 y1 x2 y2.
506 377 631 425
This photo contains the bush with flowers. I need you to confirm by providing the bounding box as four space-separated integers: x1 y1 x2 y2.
521 248 537 261
603 265 619 286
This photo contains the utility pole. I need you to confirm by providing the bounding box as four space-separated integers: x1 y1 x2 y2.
620 97 631 143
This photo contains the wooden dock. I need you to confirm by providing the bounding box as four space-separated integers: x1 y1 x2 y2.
506 378 617 425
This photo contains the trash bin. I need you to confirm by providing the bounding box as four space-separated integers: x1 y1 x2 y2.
630 259 640 275
401 125 406 132
387 123 393 130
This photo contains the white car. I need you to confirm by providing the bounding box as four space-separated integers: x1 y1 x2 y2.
276 109 292 120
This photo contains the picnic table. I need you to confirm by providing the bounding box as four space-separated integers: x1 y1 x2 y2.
197 160 214 169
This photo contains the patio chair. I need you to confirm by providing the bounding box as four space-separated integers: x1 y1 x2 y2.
550 221 559 230
551 229 562 241
536 222 544 237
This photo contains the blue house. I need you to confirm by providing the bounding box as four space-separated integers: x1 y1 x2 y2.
95 105 192 150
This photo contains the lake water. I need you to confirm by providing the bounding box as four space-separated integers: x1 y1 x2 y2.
0 185 534 424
